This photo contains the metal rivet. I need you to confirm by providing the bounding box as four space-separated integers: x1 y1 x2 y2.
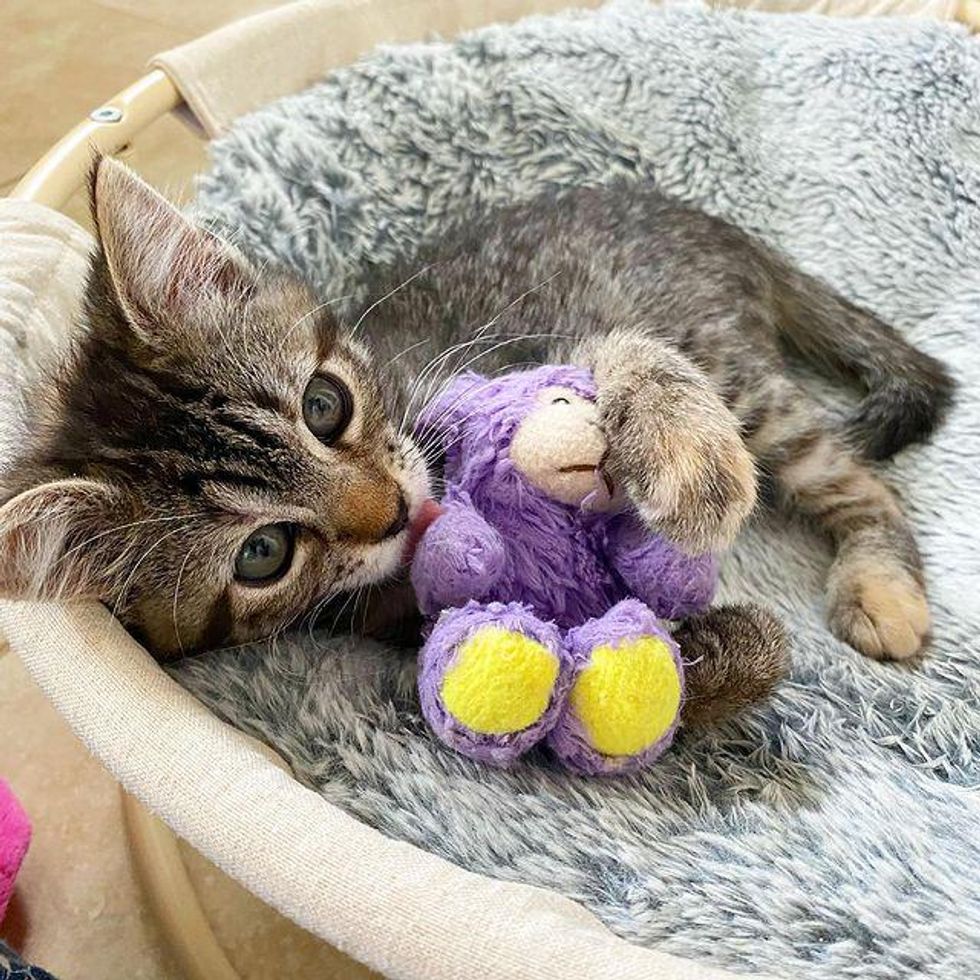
90 106 123 123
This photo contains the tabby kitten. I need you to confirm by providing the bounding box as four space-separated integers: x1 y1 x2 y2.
0 158 952 668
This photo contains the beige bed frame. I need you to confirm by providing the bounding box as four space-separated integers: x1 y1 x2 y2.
7 3 978 977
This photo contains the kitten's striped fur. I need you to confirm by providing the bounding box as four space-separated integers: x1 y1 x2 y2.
0 159 952 673
363 186 949 661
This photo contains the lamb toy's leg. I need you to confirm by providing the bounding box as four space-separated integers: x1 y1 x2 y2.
418 600 574 767
547 599 684 775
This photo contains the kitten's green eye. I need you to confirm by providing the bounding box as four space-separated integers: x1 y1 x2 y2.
303 374 352 442
235 524 294 583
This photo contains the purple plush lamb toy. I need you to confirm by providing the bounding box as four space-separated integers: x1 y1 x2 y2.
410 365 725 775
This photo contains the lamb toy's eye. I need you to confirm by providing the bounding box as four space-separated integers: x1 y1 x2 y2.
552 397 571 405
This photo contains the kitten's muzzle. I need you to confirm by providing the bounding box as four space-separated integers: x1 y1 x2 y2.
329 473 408 543
382 493 410 539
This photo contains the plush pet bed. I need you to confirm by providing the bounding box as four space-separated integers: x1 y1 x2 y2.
173 3 980 977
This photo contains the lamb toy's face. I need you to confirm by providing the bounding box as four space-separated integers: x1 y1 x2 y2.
508 385 611 507
418 366 622 512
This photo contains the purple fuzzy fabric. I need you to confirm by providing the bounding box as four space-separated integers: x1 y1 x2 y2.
412 365 717 772
415 367 621 628
604 517 718 621
547 599 684 775
412 496 508 617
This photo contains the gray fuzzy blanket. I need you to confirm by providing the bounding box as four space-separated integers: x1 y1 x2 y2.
175 4 980 977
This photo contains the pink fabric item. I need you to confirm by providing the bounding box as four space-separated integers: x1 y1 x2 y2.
0 779 31 922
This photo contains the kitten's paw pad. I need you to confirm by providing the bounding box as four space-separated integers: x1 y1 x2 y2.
441 626 560 735
829 566 930 660
548 635 683 774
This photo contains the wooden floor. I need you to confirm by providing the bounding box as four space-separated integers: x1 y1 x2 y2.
0 3 375 977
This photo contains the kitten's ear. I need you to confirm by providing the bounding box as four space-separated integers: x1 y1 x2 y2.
0 479 123 601
413 372 488 451
90 156 254 337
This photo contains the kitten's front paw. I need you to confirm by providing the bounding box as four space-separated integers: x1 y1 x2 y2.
608 409 757 555
827 558 930 660
581 328 757 554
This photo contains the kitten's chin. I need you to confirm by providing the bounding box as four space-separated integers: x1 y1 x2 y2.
353 536 406 589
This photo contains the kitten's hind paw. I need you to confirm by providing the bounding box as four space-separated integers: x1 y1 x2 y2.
827 558 930 660
675 603 788 728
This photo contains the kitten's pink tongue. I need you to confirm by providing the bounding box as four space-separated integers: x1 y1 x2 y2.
403 499 444 564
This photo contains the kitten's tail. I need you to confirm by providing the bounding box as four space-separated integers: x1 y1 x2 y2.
769 263 954 460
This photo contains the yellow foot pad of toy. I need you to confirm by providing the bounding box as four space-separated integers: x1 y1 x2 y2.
419 602 573 767
442 626 560 734
547 603 684 775
571 638 682 754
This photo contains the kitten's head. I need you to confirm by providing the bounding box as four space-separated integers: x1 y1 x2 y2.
0 158 429 658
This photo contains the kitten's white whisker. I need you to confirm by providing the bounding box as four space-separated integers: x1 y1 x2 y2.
450 330 571 379
280 294 355 345
412 364 544 463
398 328 541 436
409 333 570 453
397 332 526 436
348 265 433 338
325 586 362 639
383 337 431 369
360 583 376 635
470 271 562 342
112 522 199 618
52 513 207 571
396 272 562 435
427 362 557 463
418 384 523 459
214 612 301 656
411 331 528 410
411 375 508 458
304 585 343 640
171 550 194 657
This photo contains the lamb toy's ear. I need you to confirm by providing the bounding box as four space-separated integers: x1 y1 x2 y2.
413 372 488 454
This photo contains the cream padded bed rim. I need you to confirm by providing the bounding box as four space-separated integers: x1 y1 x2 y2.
0 597 770 980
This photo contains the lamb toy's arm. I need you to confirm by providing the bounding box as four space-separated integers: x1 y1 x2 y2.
605 514 719 620
410 497 507 616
